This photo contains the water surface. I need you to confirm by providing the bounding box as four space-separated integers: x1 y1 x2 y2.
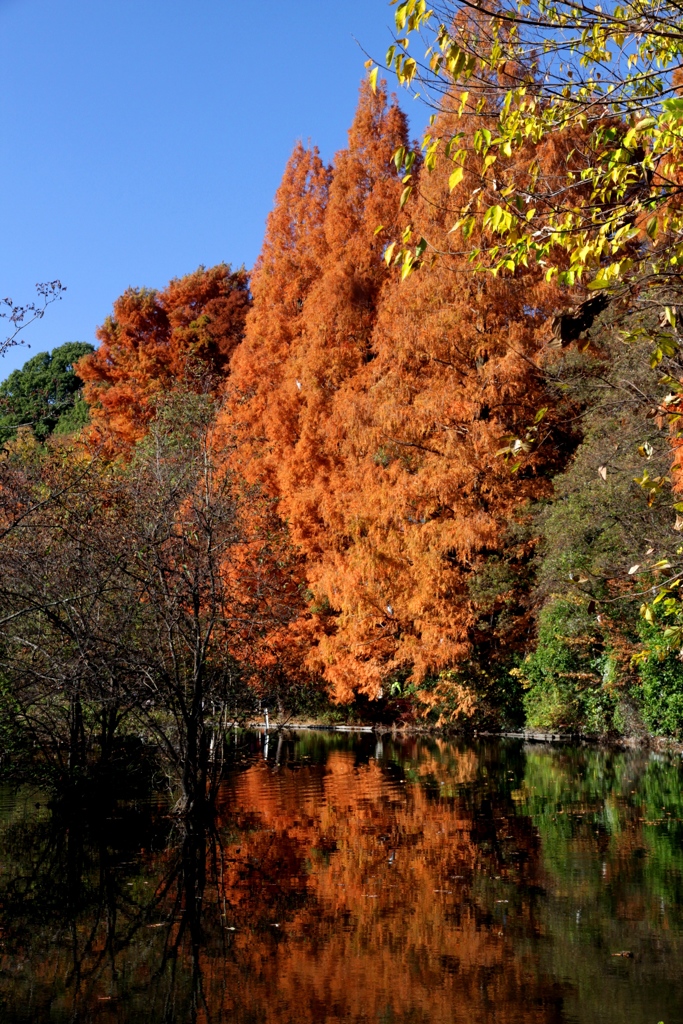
0 733 681 1024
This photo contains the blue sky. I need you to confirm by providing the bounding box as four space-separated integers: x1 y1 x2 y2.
0 0 410 379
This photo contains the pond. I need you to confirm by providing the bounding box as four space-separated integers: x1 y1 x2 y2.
0 732 681 1023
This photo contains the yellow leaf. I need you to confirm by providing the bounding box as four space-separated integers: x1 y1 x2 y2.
384 242 397 266
401 254 415 280
449 166 464 191
399 185 412 210
369 66 379 95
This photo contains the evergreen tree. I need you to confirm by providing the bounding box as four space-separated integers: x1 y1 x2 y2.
521 297 683 736
0 341 94 443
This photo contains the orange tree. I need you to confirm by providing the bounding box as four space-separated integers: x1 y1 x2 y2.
78 264 250 447
219 79 578 721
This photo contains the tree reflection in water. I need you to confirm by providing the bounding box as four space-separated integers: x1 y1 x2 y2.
0 734 681 1024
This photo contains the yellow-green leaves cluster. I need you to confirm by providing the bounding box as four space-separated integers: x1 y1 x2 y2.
376 0 683 296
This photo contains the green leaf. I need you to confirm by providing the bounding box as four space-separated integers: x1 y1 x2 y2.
460 215 475 239
663 98 683 119
401 253 415 280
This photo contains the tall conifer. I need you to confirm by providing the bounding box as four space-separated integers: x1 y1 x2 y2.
219 83 410 696
305 94 573 710
275 82 410 555
222 143 331 490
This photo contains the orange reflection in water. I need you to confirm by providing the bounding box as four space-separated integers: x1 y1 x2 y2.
197 740 560 1024
1 736 681 1024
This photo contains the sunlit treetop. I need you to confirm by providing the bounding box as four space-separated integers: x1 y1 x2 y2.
371 0 683 306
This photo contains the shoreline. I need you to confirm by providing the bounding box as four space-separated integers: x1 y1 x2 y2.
247 720 683 756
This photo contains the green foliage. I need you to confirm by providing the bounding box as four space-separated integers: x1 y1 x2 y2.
456 510 537 729
521 304 683 736
0 341 94 442
385 0 683 324
636 619 683 738
473 661 526 729
52 392 90 436
407 660 525 732
536 325 677 605
520 599 622 734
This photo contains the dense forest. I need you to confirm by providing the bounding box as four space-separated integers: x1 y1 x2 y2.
2 0 683 812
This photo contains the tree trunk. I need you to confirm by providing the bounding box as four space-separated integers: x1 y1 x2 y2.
68 695 85 774
181 674 209 816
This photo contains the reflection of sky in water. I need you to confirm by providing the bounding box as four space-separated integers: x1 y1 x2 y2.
0 734 681 1024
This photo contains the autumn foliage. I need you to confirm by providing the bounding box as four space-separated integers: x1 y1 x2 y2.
215 81 573 715
63 78 638 725
78 264 250 446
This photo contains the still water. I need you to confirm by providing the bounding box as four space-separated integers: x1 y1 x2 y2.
0 732 681 1024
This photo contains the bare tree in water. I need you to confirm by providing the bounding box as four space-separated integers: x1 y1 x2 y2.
0 392 294 811
121 392 293 814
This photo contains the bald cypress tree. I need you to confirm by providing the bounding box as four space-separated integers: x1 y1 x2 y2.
222 143 331 490
219 82 410 697
301 91 574 715
78 264 250 447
